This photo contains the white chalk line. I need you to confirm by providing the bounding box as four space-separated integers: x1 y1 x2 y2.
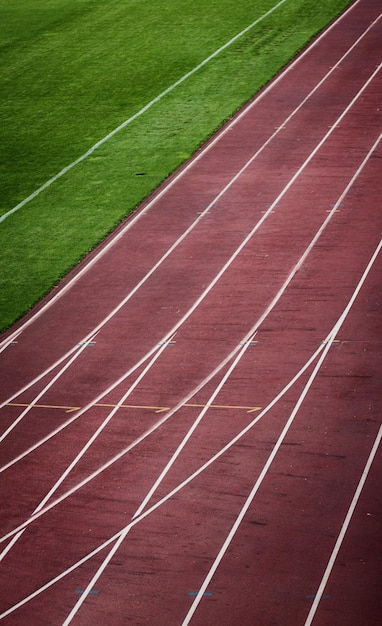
0 0 364 348
304 424 382 626
0 0 290 226
2 236 380 621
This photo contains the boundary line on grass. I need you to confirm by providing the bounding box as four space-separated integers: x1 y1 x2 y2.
0 0 289 225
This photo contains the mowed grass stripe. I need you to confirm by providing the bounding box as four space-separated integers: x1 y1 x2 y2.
0 0 351 331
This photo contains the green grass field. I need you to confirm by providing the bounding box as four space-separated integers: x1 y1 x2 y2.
0 0 350 331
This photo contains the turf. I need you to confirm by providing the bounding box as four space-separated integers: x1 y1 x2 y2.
0 0 351 331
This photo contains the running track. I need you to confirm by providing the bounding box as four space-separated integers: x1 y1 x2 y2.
0 0 381 623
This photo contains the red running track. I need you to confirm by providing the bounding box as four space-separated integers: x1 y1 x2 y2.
0 0 381 624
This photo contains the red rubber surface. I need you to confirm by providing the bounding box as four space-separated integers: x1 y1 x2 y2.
0 1 381 624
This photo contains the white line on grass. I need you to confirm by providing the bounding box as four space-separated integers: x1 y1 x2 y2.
0 0 289 225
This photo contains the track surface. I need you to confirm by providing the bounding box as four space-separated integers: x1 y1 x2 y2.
0 1 381 624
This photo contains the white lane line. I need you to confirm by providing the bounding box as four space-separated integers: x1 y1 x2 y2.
0 336 174 562
181 240 382 626
304 424 382 626
2 239 380 621
0 0 364 347
2 54 380 452
0 0 290 226
64 231 382 626
134 129 382 517
2 130 380 538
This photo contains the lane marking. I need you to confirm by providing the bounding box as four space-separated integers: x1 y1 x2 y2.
188 592 213 597
0 332 99 444
304 424 382 626
2 238 380 620
0 0 290 226
133 328 260 520
0 0 369 349
181 240 382 625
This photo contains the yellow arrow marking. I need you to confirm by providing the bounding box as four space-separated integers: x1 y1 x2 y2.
6 402 261 414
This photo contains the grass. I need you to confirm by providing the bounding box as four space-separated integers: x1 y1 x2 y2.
0 0 351 331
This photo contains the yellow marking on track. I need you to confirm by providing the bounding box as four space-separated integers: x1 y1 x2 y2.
6 402 261 415
7 402 81 412
184 403 262 413
96 403 171 413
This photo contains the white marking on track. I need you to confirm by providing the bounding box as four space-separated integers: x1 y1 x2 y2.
0 336 174 562
304 424 382 626
1 238 380 621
